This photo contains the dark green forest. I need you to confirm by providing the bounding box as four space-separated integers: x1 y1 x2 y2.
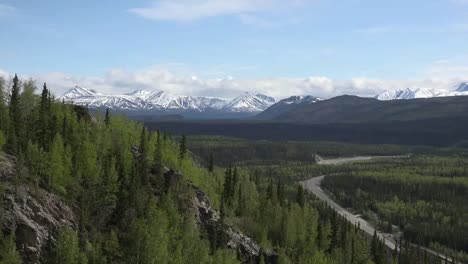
0 75 463 264
321 156 468 262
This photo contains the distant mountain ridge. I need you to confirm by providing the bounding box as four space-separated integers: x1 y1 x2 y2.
375 82 468 100
60 87 276 114
273 95 468 124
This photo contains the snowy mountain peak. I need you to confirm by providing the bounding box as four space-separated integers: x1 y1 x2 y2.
224 92 276 112
255 94 276 104
281 95 324 105
375 82 468 100
126 89 153 98
61 86 100 99
375 87 441 100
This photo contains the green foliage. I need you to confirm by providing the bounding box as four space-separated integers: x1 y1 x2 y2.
0 234 22 264
179 134 187 161
104 108 110 127
51 228 86 264
0 130 5 150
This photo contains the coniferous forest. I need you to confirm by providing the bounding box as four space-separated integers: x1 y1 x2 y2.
0 75 465 264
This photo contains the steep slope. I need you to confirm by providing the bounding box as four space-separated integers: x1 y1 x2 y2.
60 86 101 100
256 95 323 119
275 95 468 123
222 92 276 112
455 82 468 92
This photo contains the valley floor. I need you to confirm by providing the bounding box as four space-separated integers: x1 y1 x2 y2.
300 155 460 264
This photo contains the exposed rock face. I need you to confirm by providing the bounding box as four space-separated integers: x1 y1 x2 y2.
192 185 278 264
0 153 77 264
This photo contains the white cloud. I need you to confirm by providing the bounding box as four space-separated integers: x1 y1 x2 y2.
2 67 467 100
129 0 271 21
129 0 310 22
0 3 15 16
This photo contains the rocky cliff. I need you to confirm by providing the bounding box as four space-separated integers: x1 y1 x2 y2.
190 183 278 263
0 153 77 264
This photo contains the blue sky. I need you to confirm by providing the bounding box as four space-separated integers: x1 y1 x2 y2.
1 0 468 98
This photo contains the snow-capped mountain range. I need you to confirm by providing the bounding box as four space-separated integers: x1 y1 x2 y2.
60 82 468 117
60 86 276 113
375 82 468 100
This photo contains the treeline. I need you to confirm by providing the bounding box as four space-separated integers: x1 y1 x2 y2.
144 118 468 147
321 155 468 262
185 135 425 166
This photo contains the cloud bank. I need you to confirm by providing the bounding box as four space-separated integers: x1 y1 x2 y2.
1 68 466 100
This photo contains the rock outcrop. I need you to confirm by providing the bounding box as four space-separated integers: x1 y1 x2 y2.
0 153 77 264
192 184 278 264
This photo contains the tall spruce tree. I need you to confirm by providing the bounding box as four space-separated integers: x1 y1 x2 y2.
104 107 110 127
208 152 214 172
179 134 187 161
138 127 149 186
296 184 305 207
38 82 50 150
6 74 21 155
0 77 7 132
153 129 163 180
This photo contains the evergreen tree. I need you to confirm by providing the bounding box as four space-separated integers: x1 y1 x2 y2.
179 134 187 161
236 184 243 216
138 127 149 186
49 134 66 192
276 179 284 205
208 152 214 172
104 107 110 127
222 165 232 204
153 129 163 180
51 228 85 264
296 184 305 207
266 178 274 200
0 77 7 132
38 83 50 149
6 74 21 155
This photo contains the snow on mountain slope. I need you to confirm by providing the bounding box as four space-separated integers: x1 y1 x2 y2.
61 86 101 100
60 88 274 113
375 88 443 100
254 95 323 120
280 95 323 105
222 92 276 112
455 82 468 92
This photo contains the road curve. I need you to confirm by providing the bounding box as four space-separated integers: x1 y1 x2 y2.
300 175 396 249
300 155 460 264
